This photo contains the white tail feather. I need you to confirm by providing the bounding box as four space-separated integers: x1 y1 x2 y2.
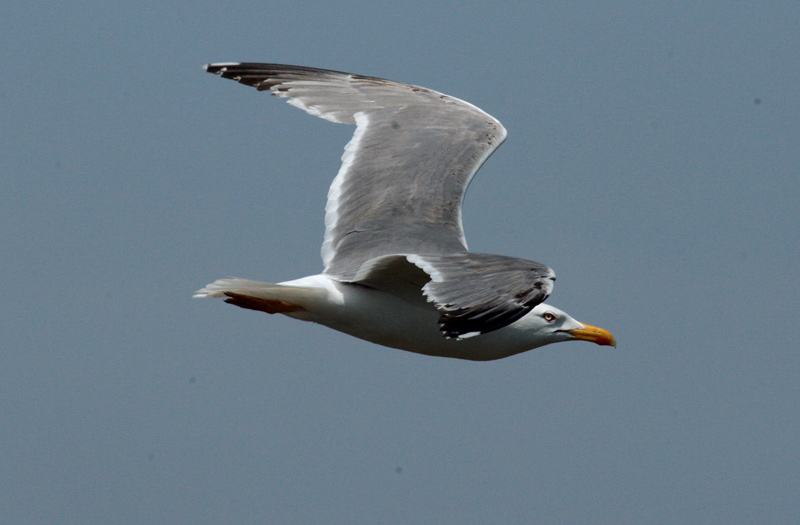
193 278 281 299
193 277 327 309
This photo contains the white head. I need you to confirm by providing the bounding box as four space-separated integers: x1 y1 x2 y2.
517 303 617 349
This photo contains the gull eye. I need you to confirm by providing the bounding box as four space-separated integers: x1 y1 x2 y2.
543 312 557 322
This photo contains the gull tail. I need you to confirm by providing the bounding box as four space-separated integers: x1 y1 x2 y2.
194 278 317 315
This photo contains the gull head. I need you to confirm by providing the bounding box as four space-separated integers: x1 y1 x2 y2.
520 303 617 348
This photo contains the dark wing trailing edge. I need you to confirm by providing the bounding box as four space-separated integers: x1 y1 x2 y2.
204 63 387 124
353 253 556 339
409 253 556 338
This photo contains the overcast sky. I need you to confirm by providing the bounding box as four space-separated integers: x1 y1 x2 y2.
3 2 799 523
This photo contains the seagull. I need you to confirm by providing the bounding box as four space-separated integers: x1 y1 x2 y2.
195 63 616 360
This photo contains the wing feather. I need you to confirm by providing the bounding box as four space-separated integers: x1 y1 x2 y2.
205 63 507 278
353 253 555 338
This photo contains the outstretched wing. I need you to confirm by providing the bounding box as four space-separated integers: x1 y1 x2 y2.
205 63 507 279
352 253 555 339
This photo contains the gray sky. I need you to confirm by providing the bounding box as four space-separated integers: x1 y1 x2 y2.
3 2 799 523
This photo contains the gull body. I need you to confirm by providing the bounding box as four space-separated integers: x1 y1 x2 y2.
198 275 609 361
195 63 616 360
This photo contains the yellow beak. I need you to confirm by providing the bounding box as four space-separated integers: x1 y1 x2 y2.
568 323 617 348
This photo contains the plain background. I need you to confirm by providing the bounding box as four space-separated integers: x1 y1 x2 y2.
3 2 798 523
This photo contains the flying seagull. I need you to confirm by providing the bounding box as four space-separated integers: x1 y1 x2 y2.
195 63 616 360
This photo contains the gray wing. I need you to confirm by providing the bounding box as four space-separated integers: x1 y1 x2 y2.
205 63 507 279
353 253 556 339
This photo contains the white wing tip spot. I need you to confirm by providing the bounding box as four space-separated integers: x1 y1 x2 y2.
204 62 241 72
